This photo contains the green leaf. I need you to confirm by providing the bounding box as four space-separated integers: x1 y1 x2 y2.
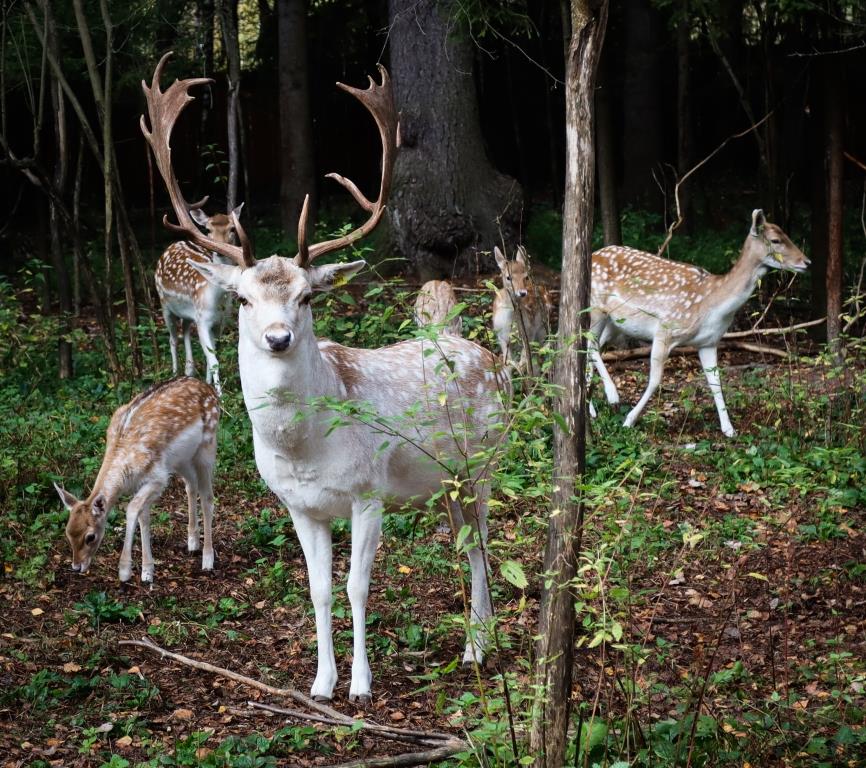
500 560 528 589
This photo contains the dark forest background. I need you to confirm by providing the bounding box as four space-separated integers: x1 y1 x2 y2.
1 0 865 376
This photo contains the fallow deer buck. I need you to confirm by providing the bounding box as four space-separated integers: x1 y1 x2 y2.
492 245 553 374
414 279 463 335
588 210 809 436
54 377 219 583
142 53 506 703
155 205 243 397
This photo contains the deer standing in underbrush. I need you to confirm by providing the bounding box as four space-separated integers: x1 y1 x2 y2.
588 209 809 436
142 54 506 704
492 245 553 375
414 279 462 335
155 206 243 397
54 377 219 583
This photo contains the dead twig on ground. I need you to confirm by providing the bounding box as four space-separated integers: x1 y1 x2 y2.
118 636 469 763
601 339 789 363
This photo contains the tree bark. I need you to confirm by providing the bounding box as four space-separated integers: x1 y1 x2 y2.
277 0 315 236
676 6 693 230
825 56 844 353
386 0 523 279
530 1 607 766
219 0 243 211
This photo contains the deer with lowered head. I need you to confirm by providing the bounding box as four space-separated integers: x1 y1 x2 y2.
588 209 809 436
142 54 506 704
54 377 219 583
155 205 243 397
414 279 462 335
492 245 553 374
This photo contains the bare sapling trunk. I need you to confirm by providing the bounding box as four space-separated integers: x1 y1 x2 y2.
825 57 844 355
219 0 242 211
530 1 607 766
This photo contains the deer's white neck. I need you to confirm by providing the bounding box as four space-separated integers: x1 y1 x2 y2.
704 238 770 323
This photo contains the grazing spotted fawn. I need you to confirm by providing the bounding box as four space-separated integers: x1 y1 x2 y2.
54 377 219 583
588 209 809 436
142 54 505 702
492 245 553 375
414 279 463 335
155 206 243 397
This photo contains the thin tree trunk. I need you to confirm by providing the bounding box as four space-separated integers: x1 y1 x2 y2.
825 57 844 353
219 0 242 211
277 0 315 235
595 59 619 245
73 133 84 315
530 1 607 766
676 7 693 230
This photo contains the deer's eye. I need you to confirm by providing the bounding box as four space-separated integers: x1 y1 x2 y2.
770 238 781 245
84 533 97 545
238 296 250 307
300 293 312 306
505 276 512 282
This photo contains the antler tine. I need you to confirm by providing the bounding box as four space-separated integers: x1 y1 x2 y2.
141 51 255 269
295 65 399 269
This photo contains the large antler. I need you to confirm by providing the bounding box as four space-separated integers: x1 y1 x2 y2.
295 65 399 269
141 52 255 269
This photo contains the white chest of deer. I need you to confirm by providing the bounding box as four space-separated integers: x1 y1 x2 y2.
492 246 551 372
155 208 242 397
141 58 502 704
54 377 219 583
588 210 809 436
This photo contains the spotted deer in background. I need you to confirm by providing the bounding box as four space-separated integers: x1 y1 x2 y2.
142 54 506 704
414 279 463 335
155 206 243 396
492 245 553 375
588 209 809 436
54 377 220 583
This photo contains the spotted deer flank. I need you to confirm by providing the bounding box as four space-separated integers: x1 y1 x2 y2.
54 377 220 583
492 245 553 374
155 206 243 397
414 279 462 335
588 209 809 436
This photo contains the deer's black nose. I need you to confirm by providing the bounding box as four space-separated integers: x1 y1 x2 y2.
265 331 293 352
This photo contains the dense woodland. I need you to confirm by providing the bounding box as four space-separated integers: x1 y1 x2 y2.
1 1 865 767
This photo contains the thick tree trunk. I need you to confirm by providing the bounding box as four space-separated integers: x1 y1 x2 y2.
825 58 844 353
219 0 243 211
196 0 216 158
386 0 523 278
530 1 607 765
277 0 315 236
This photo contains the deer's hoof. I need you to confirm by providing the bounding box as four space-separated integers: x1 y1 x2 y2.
312 695 332 704
349 693 372 707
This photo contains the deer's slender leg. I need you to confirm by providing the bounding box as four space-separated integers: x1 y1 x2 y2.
699 346 736 438
178 468 200 554
119 480 165 583
193 448 216 570
196 321 221 396
448 489 492 666
163 308 180 375
182 319 194 376
347 500 383 702
588 315 620 405
624 334 670 428
291 512 336 701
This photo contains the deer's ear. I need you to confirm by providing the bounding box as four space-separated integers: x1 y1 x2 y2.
516 245 528 265
231 202 244 220
91 493 107 520
750 209 766 237
493 246 507 270
307 260 366 292
190 208 209 228
54 482 79 511
187 260 243 291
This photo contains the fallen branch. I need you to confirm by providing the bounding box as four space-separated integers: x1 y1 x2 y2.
118 637 468 757
722 317 825 338
317 741 469 768
601 340 789 363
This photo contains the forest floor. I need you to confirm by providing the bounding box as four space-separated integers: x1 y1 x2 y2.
1 277 864 767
